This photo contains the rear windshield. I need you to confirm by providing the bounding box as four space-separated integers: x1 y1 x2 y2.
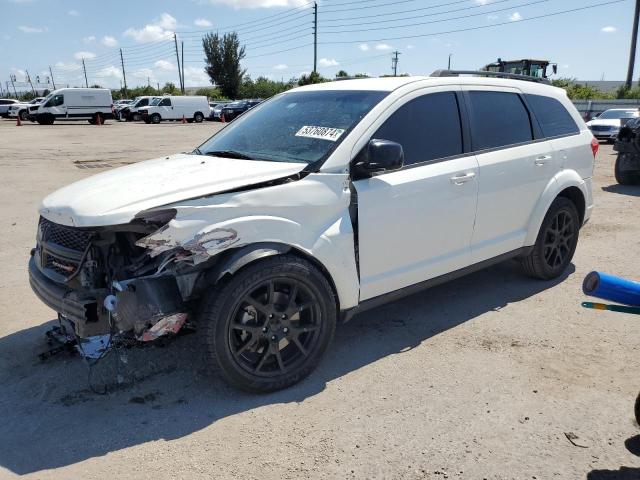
198 90 388 165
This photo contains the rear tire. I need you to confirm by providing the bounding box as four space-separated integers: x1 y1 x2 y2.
194 112 204 123
615 153 640 185
199 254 337 393
521 197 580 280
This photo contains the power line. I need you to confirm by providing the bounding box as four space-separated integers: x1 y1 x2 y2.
320 0 551 34
320 0 628 44
320 0 523 26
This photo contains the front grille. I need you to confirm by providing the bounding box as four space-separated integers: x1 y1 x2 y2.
39 217 93 252
590 125 614 132
44 254 78 276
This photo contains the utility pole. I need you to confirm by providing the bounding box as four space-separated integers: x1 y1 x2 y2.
81 58 88 87
49 66 56 89
120 48 128 98
10 75 18 97
391 50 401 76
448 53 453 70
174 33 184 92
313 2 318 74
626 0 640 89
25 69 36 95
181 41 185 94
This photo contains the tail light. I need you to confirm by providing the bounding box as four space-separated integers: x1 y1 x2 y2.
591 137 599 158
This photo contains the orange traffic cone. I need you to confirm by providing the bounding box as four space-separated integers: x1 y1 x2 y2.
96 114 102 126
220 113 225 123
16 115 22 126
181 115 187 124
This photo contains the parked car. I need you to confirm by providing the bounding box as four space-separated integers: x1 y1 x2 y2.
0 98 19 118
139 95 209 124
586 108 640 143
220 99 262 121
209 100 232 120
29 75 595 392
118 96 157 121
613 117 640 185
8 97 45 121
33 88 113 125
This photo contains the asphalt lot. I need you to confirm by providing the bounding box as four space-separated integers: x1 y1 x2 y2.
1 119 640 479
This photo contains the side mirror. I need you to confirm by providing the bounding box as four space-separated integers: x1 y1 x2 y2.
362 139 404 174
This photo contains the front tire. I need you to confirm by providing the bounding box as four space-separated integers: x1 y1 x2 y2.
615 153 640 185
19 110 28 121
199 255 337 393
521 197 580 280
151 113 161 124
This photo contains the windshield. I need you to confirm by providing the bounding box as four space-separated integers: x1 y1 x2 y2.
198 90 387 165
598 110 639 119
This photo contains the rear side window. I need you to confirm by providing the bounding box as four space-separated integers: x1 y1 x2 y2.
467 91 533 151
372 91 463 166
525 94 579 138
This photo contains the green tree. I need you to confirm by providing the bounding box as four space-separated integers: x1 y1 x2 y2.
195 87 225 99
551 78 614 100
336 70 349 78
162 82 180 95
297 71 328 86
203 32 246 98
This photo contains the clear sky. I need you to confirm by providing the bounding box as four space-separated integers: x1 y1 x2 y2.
0 0 636 93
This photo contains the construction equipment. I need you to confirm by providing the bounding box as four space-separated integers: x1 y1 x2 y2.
482 58 557 79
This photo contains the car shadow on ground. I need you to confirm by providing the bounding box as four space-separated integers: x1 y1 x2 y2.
0 260 573 475
586 467 640 479
602 184 640 197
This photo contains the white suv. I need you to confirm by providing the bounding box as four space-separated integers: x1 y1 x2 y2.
29 74 595 392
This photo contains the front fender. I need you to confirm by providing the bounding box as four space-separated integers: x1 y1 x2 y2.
524 169 590 246
136 173 360 310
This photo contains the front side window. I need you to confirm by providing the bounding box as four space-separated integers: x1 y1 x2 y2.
467 91 533 151
369 92 463 166
46 94 63 107
159 98 171 107
198 90 387 165
525 94 579 138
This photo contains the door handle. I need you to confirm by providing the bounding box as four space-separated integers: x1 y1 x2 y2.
535 155 552 166
450 172 476 185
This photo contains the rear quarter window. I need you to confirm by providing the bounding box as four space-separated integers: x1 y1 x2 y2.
525 94 580 138
467 91 533 151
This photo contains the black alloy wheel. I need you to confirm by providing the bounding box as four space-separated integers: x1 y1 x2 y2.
521 197 580 280
542 210 575 270
200 255 336 392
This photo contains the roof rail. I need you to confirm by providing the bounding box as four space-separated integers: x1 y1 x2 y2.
430 69 551 85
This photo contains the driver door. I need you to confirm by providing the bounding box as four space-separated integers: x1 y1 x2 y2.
48 94 66 119
353 87 479 301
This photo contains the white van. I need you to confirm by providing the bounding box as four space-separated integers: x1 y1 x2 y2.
34 88 113 125
138 95 209 124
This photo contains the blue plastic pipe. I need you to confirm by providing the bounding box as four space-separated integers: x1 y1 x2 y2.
582 271 640 307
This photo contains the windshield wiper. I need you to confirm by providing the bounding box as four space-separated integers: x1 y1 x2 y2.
204 150 255 160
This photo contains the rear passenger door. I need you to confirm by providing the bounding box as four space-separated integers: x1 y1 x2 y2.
463 87 560 263
354 87 479 301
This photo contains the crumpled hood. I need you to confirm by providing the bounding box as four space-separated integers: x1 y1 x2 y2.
40 153 306 227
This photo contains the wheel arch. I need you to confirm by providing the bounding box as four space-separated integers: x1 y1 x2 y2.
195 241 341 311
524 171 589 246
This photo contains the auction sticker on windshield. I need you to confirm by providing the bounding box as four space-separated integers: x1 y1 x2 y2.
295 126 345 142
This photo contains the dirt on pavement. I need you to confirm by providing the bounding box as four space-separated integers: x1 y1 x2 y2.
0 119 639 480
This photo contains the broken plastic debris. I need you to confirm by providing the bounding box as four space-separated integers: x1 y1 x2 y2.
138 313 187 342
